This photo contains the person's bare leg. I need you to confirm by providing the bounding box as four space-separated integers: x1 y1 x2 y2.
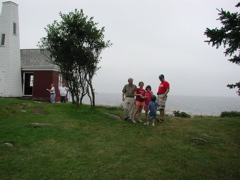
137 106 143 122
160 109 165 122
144 117 150 126
145 111 148 121
152 119 155 126
132 106 140 123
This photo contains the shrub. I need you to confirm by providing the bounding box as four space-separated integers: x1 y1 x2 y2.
220 111 240 117
173 111 191 118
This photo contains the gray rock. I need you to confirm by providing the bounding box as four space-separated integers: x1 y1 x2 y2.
4 143 13 147
105 113 122 120
191 138 208 144
31 123 53 126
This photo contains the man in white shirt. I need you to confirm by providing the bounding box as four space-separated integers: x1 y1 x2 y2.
59 83 68 103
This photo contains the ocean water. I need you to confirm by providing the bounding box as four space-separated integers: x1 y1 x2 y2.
82 93 240 116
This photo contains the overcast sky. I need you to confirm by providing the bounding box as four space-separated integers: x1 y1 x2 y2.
1 0 239 97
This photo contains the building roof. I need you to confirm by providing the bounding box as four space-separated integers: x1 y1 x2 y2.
21 49 59 71
2 1 18 6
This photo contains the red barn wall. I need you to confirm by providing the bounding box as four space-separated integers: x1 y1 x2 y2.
22 70 61 102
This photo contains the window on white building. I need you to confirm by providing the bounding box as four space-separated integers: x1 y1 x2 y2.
13 23 17 35
1 34 5 46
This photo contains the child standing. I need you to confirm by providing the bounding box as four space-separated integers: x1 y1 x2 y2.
144 95 159 127
144 85 153 120
132 81 146 123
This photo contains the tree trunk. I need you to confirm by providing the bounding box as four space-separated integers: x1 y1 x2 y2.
71 93 75 104
80 95 84 105
88 81 95 108
76 96 80 108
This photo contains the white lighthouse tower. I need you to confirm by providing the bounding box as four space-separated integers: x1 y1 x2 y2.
0 1 22 97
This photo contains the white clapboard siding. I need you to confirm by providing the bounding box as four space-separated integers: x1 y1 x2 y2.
0 1 22 97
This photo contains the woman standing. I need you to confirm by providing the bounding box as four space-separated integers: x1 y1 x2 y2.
132 81 146 123
46 83 56 103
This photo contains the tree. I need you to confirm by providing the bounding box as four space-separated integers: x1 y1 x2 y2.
38 9 111 107
204 2 240 94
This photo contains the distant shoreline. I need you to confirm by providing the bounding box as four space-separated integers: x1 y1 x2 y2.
93 104 219 117
82 93 240 116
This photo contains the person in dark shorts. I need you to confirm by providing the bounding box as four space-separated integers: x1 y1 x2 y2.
144 95 159 127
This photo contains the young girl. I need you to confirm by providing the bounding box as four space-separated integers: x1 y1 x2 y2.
144 85 153 120
132 81 146 123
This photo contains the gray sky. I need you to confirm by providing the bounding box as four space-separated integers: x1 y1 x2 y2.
1 0 239 97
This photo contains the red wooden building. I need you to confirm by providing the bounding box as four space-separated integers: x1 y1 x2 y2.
21 49 64 102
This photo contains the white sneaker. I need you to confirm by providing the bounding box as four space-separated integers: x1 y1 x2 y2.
138 119 143 123
151 124 155 127
132 120 137 123
144 122 149 126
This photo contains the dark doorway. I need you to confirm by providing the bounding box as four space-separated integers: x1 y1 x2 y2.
24 73 34 96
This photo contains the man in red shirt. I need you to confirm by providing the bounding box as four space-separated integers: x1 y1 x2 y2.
157 74 170 122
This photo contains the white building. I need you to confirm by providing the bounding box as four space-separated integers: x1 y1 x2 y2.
0 1 22 97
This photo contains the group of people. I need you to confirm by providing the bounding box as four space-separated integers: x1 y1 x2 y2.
46 75 170 125
46 83 68 103
122 74 170 127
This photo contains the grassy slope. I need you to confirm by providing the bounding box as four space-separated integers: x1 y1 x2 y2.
0 98 239 180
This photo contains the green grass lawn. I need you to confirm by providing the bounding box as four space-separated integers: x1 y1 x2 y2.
0 98 239 179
